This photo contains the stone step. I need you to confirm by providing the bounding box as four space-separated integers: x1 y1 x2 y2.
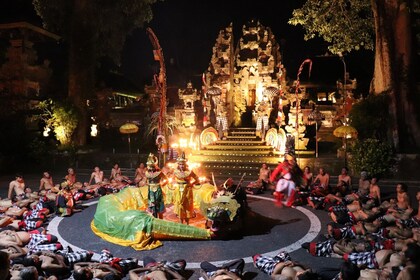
210 142 265 146
226 135 258 140
190 152 277 158
189 154 281 164
203 145 274 151
230 131 256 136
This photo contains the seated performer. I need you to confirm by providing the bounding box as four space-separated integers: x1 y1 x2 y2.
8 174 26 201
253 250 317 279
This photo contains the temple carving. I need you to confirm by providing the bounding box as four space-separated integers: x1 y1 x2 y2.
203 20 286 128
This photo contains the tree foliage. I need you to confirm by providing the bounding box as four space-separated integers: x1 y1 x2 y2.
349 94 389 141
32 0 158 63
35 99 79 146
291 0 420 151
144 111 178 138
349 138 395 178
31 0 160 146
289 0 374 54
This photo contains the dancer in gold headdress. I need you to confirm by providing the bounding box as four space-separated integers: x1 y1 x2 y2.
173 152 199 225
145 153 166 219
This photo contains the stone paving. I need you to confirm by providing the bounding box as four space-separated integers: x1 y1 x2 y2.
1 169 419 279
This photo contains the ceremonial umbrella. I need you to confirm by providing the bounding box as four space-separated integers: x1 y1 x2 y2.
333 124 357 167
333 125 358 139
119 123 139 154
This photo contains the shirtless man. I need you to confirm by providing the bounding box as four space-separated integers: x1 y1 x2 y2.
313 168 330 188
88 166 104 185
8 174 26 201
109 163 121 181
368 177 381 205
65 168 76 187
26 251 70 277
259 163 271 190
387 183 411 216
134 163 147 186
129 257 186 280
253 251 315 280
128 265 185 280
0 230 31 247
334 167 352 195
358 171 370 196
73 261 122 279
39 171 57 193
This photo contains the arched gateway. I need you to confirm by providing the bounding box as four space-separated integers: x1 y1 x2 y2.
202 20 286 128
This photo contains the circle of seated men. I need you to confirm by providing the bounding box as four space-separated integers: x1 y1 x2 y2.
1 152 420 280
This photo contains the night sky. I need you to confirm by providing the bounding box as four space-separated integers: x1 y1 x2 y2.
0 0 374 92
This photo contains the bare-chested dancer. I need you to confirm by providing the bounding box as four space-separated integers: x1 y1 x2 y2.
8 174 26 201
313 168 330 188
358 171 370 196
39 171 57 193
65 168 76 187
88 166 104 185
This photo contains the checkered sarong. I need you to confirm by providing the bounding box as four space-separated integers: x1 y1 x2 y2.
309 239 334 257
253 251 291 276
256 115 269 131
329 205 347 213
371 239 394 251
345 251 378 269
370 228 389 240
21 219 42 231
61 250 91 265
332 226 356 240
398 217 420 229
27 234 58 253
99 249 137 273
216 116 228 131
309 196 325 202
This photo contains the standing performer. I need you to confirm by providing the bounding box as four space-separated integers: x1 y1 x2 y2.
254 95 271 139
145 153 166 219
173 152 199 225
215 101 228 140
270 153 303 207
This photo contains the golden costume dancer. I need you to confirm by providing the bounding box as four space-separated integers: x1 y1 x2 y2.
145 153 166 219
173 152 199 225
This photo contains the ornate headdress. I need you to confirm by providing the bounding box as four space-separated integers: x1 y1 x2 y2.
176 151 187 163
146 153 158 166
285 152 295 161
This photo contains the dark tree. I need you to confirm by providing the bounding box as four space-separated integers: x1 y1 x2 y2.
290 0 420 151
32 0 159 145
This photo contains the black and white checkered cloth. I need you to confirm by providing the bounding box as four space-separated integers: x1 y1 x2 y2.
398 217 420 229
27 234 58 253
216 116 228 131
21 219 42 231
99 249 138 273
345 251 378 269
253 251 291 276
256 115 269 131
312 239 334 257
332 226 356 240
62 250 92 265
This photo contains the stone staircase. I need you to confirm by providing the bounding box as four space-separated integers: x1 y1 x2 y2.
189 127 311 182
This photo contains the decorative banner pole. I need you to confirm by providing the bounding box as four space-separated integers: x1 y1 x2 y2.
294 59 312 163
147 28 168 167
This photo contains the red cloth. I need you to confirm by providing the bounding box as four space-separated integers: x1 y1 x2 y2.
270 162 291 182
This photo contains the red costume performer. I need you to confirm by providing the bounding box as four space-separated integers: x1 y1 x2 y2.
270 154 300 207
